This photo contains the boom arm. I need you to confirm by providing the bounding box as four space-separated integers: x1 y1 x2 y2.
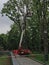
19 29 25 48
18 4 27 48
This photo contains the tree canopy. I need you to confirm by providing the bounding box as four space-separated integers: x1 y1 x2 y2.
1 0 49 53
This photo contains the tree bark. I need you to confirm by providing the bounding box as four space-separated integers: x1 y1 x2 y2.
42 0 48 64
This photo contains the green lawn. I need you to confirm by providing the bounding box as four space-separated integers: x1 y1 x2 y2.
0 55 12 65
28 54 49 65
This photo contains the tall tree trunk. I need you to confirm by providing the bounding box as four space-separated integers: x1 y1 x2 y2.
42 0 48 64
37 0 43 53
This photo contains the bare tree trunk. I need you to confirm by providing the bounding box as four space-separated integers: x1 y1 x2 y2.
42 0 48 64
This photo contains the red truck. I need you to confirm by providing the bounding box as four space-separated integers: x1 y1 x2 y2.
18 47 31 55
13 47 31 55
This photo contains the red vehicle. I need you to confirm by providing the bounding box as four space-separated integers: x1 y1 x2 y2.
13 47 31 55
18 47 31 55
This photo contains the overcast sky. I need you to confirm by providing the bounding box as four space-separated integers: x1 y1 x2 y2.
0 0 13 34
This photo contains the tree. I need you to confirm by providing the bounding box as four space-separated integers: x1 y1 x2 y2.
7 23 20 50
1 0 42 51
42 0 48 64
0 34 8 50
1 0 49 54
1 0 33 49
1 0 32 29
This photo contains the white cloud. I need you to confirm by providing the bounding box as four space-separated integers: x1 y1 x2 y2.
0 0 14 34
0 25 11 34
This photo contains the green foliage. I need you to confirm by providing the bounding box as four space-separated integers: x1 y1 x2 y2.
1 0 49 53
7 24 20 50
0 34 8 50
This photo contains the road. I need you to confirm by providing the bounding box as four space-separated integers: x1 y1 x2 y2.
16 55 42 65
11 52 42 65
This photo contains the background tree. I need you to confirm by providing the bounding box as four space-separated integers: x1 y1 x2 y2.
0 34 8 50
7 23 20 50
1 0 49 54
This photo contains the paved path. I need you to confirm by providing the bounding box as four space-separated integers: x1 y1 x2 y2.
11 52 19 65
11 52 42 65
16 56 42 65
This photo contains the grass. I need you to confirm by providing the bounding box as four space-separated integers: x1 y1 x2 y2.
27 54 49 65
0 55 12 65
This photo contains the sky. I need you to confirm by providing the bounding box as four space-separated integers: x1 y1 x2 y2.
0 0 13 34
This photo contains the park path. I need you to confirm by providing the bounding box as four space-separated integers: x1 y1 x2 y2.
11 52 19 65
11 52 42 65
